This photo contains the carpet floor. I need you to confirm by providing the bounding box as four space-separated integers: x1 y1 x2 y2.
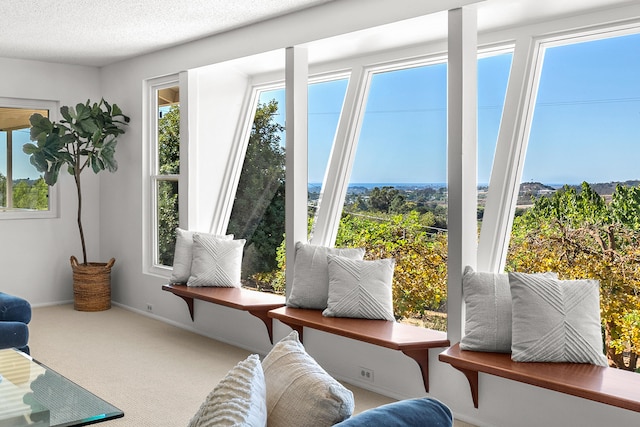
27 304 397 426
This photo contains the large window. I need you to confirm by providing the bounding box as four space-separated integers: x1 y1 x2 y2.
505 31 640 371
308 77 349 226
336 61 449 329
151 82 181 267
0 99 56 219
225 77 348 292
330 53 511 331
226 88 286 290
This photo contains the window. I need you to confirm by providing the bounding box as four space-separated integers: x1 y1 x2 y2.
477 51 512 218
150 81 180 268
225 76 348 292
0 99 57 219
226 87 286 290
335 61 449 330
308 77 349 228
323 52 512 331
505 30 640 371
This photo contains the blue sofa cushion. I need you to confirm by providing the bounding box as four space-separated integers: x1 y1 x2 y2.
334 398 452 427
0 321 29 350
0 292 32 324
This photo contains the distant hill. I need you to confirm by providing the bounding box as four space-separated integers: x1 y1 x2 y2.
516 180 640 206
520 182 556 193
567 180 640 196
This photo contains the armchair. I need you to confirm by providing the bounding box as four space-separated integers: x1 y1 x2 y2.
0 292 31 354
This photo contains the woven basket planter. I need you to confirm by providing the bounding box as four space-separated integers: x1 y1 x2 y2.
71 256 115 312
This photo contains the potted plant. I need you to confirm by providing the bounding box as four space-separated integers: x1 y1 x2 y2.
23 99 129 311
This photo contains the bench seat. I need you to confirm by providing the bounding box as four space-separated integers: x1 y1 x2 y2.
268 306 449 392
439 343 640 413
162 284 285 343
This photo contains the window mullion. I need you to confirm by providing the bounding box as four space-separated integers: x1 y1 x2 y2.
477 35 543 273
311 65 368 247
6 131 12 208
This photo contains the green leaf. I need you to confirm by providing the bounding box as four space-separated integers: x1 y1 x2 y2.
44 162 62 186
75 103 91 121
22 143 38 155
79 118 99 136
29 153 48 173
67 106 77 120
60 106 73 122
29 113 53 140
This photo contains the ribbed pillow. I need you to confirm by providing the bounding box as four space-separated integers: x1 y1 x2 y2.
509 272 608 366
188 354 267 427
287 242 365 310
169 229 233 284
262 331 354 427
323 255 395 321
461 266 557 353
187 235 245 287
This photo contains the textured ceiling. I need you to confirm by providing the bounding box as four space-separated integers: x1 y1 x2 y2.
0 0 334 67
0 0 634 68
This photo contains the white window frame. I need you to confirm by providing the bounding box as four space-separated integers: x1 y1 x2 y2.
312 54 449 248
0 97 59 220
478 21 640 273
212 80 282 236
145 74 183 276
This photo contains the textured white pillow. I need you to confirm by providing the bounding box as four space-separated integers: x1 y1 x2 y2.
509 272 608 366
287 242 365 310
188 354 267 427
461 266 558 353
187 235 245 287
262 331 354 427
170 229 233 284
323 255 395 321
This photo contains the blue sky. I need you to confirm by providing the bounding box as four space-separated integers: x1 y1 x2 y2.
8 32 637 186
0 128 35 180
525 32 640 184
260 32 640 187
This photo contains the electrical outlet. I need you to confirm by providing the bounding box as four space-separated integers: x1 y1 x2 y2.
359 367 374 382
146 303 153 312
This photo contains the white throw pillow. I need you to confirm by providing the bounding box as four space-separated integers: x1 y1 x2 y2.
323 255 395 321
187 235 245 287
187 354 267 427
170 228 233 284
509 272 608 366
262 331 354 427
287 242 365 310
461 266 558 353
460 266 513 353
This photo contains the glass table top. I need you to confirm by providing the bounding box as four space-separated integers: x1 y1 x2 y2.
0 348 123 427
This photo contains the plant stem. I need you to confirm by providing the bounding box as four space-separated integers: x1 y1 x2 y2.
73 148 87 265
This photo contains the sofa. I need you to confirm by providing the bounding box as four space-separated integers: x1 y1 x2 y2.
0 292 31 354
187 330 453 427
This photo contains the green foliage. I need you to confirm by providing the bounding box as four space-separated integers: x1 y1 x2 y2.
335 210 447 321
369 186 408 214
507 182 640 371
12 178 48 210
156 106 180 266
24 99 129 264
25 99 129 186
157 181 179 266
227 100 285 279
0 173 5 206
158 106 180 175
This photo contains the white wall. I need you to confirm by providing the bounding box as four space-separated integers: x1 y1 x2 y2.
5 0 635 426
0 57 100 305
